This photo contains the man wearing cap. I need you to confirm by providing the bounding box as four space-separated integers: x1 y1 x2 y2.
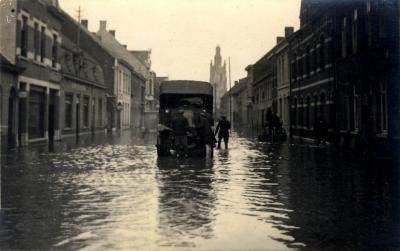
200 111 216 157
215 115 231 149
172 109 189 157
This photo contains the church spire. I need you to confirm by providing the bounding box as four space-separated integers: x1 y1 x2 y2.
214 46 222 67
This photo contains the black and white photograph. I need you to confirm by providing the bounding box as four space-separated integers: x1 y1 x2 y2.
0 0 399 250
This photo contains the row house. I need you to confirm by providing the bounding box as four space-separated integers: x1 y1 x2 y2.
94 21 149 130
0 0 64 147
59 34 106 138
130 50 159 131
333 0 400 152
290 0 399 153
232 0 399 156
276 27 293 134
251 49 277 135
60 13 117 133
289 1 336 140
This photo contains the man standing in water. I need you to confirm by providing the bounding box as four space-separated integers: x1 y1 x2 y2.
172 109 189 157
215 116 231 149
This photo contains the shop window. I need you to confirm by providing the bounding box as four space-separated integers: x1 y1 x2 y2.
380 82 388 132
28 86 46 139
98 98 103 126
83 97 89 127
65 94 73 128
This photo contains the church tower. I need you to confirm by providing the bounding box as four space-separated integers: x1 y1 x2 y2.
210 46 227 117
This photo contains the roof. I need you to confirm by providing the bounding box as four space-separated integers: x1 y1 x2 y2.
160 80 213 95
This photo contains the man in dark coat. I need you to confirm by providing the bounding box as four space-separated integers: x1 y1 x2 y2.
215 116 231 149
172 110 189 157
314 116 328 145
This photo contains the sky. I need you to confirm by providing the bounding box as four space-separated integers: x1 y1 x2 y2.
59 0 301 84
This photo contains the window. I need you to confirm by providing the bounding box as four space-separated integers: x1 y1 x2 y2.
299 98 303 127
292 53 297 79
320 93 326 120
298 51 303 78
367 0 371 13
380 82 388 132
65 94 73 128
313 42 318 72
40 26 46 63
28 86 46 139
352 10 358 54
292 98 297 126
52 34 58 67
314 95 318 125
306 96 311 128
98 98 103 126
34 23 40 59
353 87 359 130
305 46 310 77
379 14 386 38
345 96 350 130
21 16 28 57
83 96 89 127
342 17 347 58
319 36 325 70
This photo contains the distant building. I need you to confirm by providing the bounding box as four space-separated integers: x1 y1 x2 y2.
210 46 227 117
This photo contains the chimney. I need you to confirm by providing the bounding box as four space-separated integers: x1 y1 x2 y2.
99 20 107 31
109 30 115 37
277 36 284 44
123 45 127 49
285 26 294 38
81 19 88 29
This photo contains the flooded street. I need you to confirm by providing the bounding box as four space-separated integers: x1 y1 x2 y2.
1 131 399 251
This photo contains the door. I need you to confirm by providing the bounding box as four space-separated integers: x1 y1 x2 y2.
76 96 80 135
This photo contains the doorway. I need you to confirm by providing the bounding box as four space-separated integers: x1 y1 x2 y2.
48 90 56 143
76 96 80 136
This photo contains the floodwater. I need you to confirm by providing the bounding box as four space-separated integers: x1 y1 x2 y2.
0 131 399 251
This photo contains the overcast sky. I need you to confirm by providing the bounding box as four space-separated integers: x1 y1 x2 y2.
59 0 301 84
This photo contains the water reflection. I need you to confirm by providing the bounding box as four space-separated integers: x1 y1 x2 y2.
156 157 216 248
0 132 399 250
267 145 400 251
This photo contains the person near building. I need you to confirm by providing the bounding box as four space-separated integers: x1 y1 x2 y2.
172 109 189 157
215 115 231 149
314 116 328 145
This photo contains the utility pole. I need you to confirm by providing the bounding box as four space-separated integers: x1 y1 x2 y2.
229 57 232 125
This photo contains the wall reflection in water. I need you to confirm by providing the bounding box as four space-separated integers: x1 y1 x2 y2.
245 143 400 251
156 157 216 248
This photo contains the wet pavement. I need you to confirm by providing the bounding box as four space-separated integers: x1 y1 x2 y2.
0 131 399 251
